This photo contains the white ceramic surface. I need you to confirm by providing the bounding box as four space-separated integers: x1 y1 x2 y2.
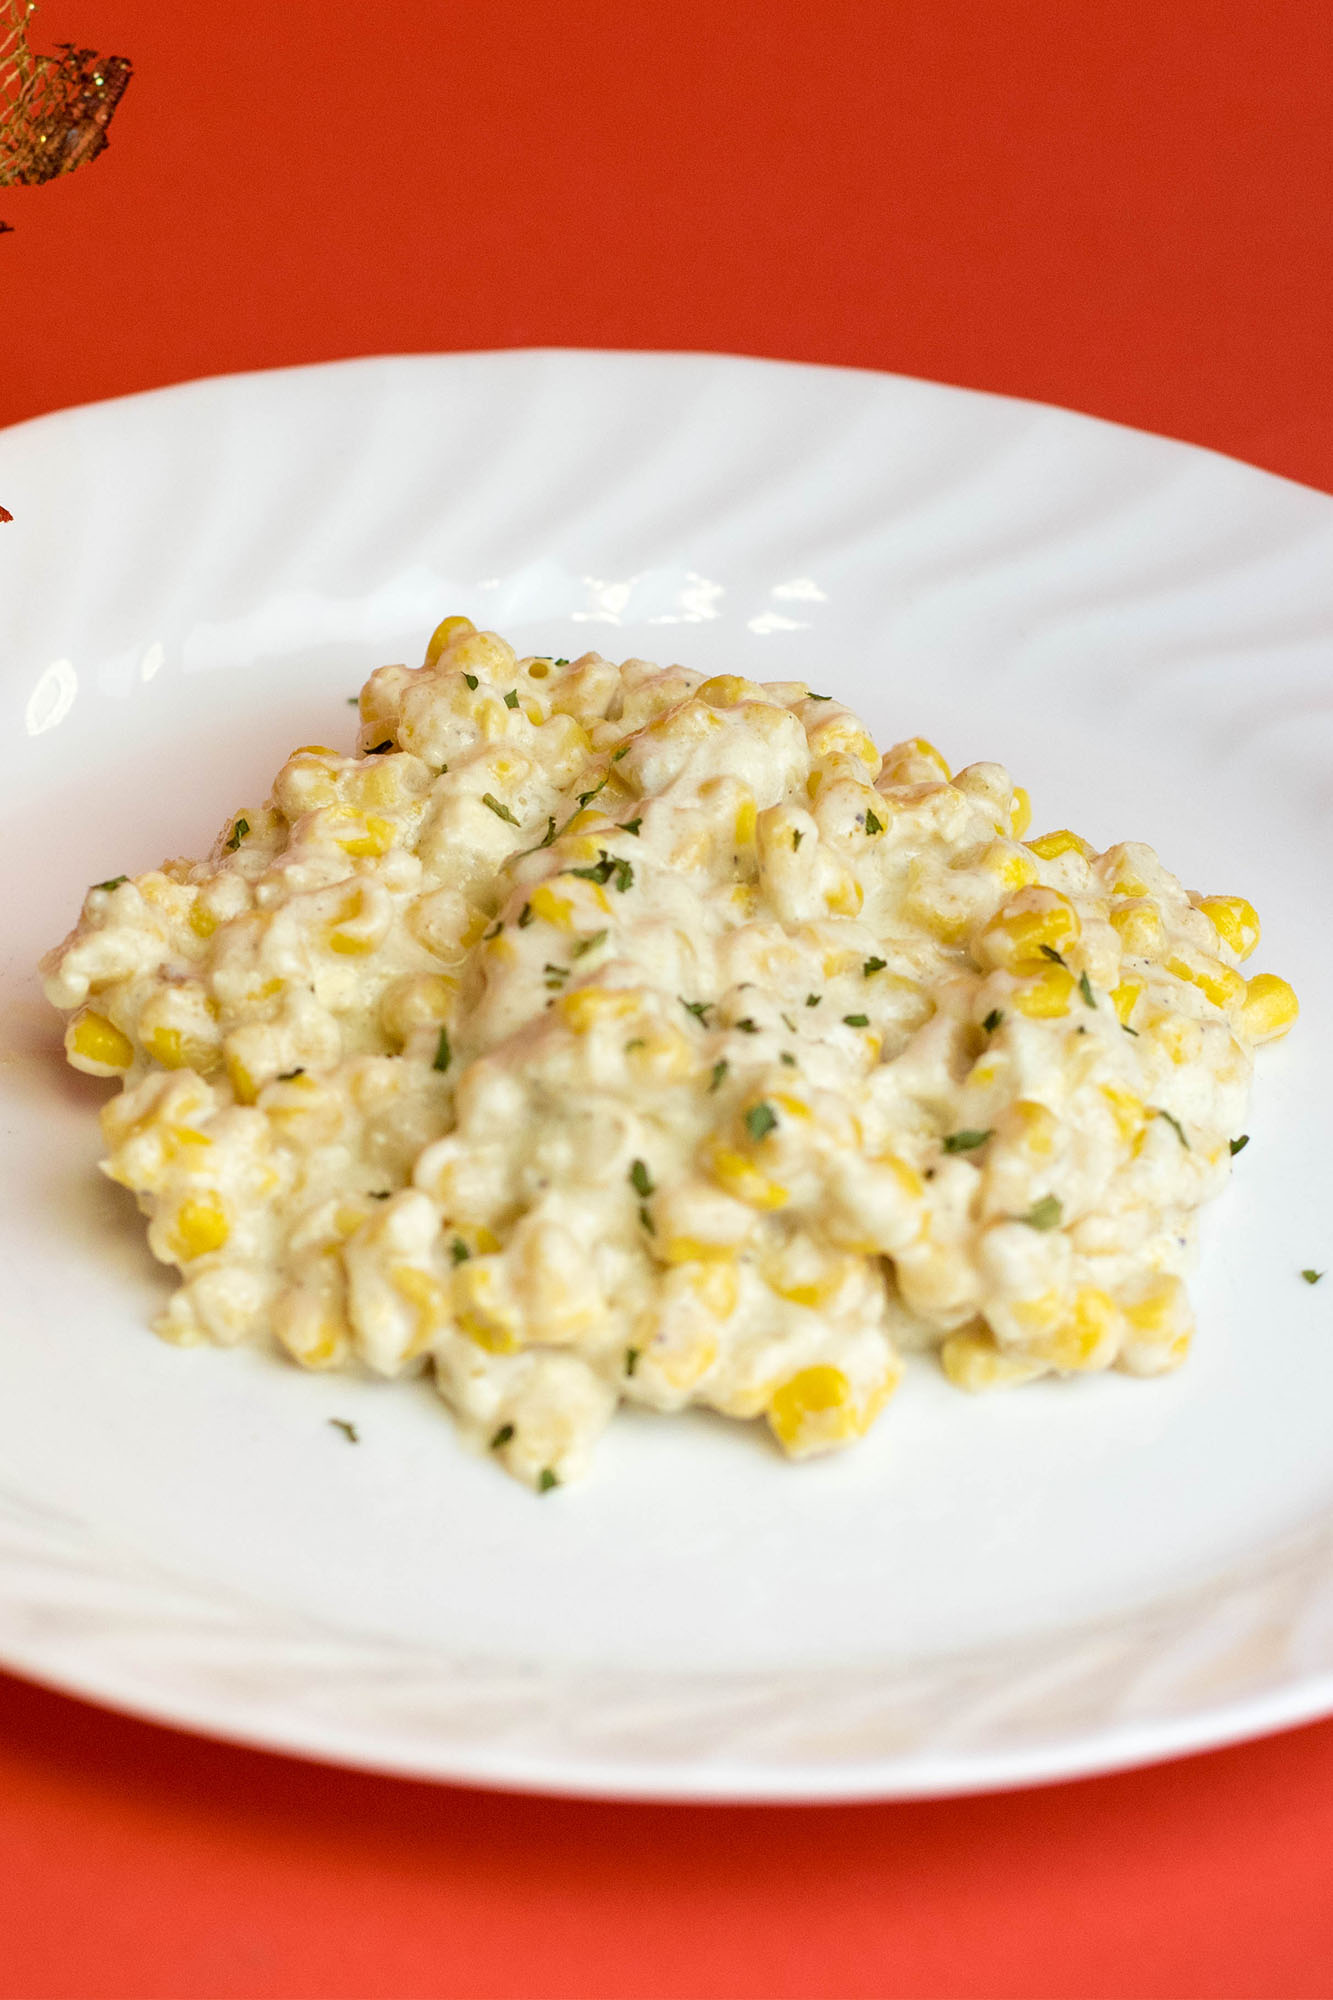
0 350 1330 1802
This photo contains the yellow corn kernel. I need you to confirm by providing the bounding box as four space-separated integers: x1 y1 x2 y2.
142 1023 217 1073
767 1365 860 1456
425 613 476 665
390 1265 450 1358
327 887 379 956
824 872 864 917
1037 1286 1121 1371
978 889 1080 972
556 986 640 1033
528 882 577 930
189 902 219 939
979 839 1039 891
734 796 757 846
225 1050 259 1104
1012 962 1075 1019
453 1262 519 1354
685 1260 740 1319
1120 1274 1193 1372
1163 952 1246 1012
67 1010 134 1073
1009 786 1032 838
770 1092 814 1124
880 736 949 782
329 812 395 859
1111 975 1143 1025
171 1194 229 1261
1109 898 1166 957
459 906 491 949
1195 894 1260 961
294 743 338 758
1101 1084 1146 1144
698 673 763 708
380 973 457 1044
626 1027 695 1081
1010 1099 1058 1157
659 1235 739 1266
1026 828 1096 864
875 1152 926 1199
707 1144 789 1210
941 1325 1047 1391
1240 972 1299 1045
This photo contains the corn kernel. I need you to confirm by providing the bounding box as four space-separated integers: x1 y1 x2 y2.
1012 962 1075 1019
1027 828 1096 863
734 796 757 846
67 1010 134 1073
1009 786 1032 838
1036 1286 1121 1371
1240 972 1299 1044
698 674 765 708
171 1194 229 1261
707 1144 789 1210
768 1364 865 1456
528 882 577 930
189 902 219 939
685 1260 740 1318
1111 976 1143 1025
1164 951 1246 1012
1196 894 1260 961
978 889 1080 972
556 986 641 1033
1101 1084 1146 1144
1109 898 1166 957
1120 1274 1193 1373
824 871 863 917
941 1326 1047 1390
1009 1099 1058 1157
979 839 1039 891
425 614 476 665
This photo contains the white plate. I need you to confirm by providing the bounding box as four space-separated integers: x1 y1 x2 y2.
1 350 1331 1802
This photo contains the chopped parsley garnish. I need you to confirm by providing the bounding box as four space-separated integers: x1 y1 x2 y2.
537 1468 559 1493
781 1013 797 1033
482 921 503 940
432 1028 452 1072
518 903 533 928
370 1190 391 1200
1301 1269 1324 1285
709 1059 728 1092
624 1346 641 1376
864 808 883 836
1122 1023 1140 1036
463 673 479 690
543 963 569 987
982 1008 1004 1033
1039 944 1066 966
276 1067 305 1080
578 774 609 808
791 829 804 850
1020 1195 1063 1231
863 956 887 977
620 817 642 836
780 1051 797 1067
346 695 359 705
638 1204 655 1234
481 793 520 825
680 998 712 1024
629 1159 655 1198
490 1423 514 1450
735 1018 759 1034
93 875 128 892
1155 1108 1190 1149
842 1013 870 1028
612 745 629 761
329 1419 359 1444
225 817 250 851
745 1102 778 1142
572 929 607 958
1230 1134 1250 1156
570 850 633 892
367 739 393 754
807 692 832 702
805 993 821 1008
554 657 569 666
1078 970 1096 1008
943 1129 992 1153
537 817 558 849
625 1037 646 1051
503 689 519 709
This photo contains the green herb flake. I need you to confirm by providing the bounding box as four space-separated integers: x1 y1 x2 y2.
792 829 804 850
537 1467 559 1493
745 1101 778 1142
490 1423 514 1450
432 1027 452 1073
625 1037 647 1052
805 993 821 1008
709 1059 728 1093
329 1419 359 1444
569 849 633 890
367 739 394 754
807 692 832 702
612 745 630 761
680 998 712 1024
638 1203 655 1234
1155 1108 1190 1149
1302 1269 1324 1286
864 808 883 836
620 817 643 837
577 775 609 808
538 817 558 849
781 1013 797 1033
863 956 887 977
518 903 534 928
982 1008 1004 1033
735 1018 759 1034
463 673 479 690
482 921 503 941
481 792 520 826
629 1159 655 1198
624 1346 641 1376
450 1237 470 1264
1020 1194 1064 1231
1078 970 1096 1008
943 1129 992 1154
1122 1023 1140 1037
92 874 128 892
611 855 634 893
780 1051 797 1067
554 658 570 667
1230 1134 1250 1156
503 689 519 709
370 1190 391 1200
346 695 359 705
572 929 607 959
225 816 250 852
543 963 569 988
1039 944 1067 966
842 1013 870 1029
276 1067 305 1081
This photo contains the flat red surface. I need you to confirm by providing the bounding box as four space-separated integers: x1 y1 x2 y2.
3 3 1333 1995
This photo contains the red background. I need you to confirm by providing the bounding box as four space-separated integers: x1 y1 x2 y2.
4 2 1333 1994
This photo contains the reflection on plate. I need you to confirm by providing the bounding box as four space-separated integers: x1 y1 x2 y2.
0 350 1331 1800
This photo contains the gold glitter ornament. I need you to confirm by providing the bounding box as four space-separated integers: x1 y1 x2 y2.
1 0 132 199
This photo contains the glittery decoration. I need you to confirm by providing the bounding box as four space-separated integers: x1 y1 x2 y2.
0 504 13 522
1 0 131 200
